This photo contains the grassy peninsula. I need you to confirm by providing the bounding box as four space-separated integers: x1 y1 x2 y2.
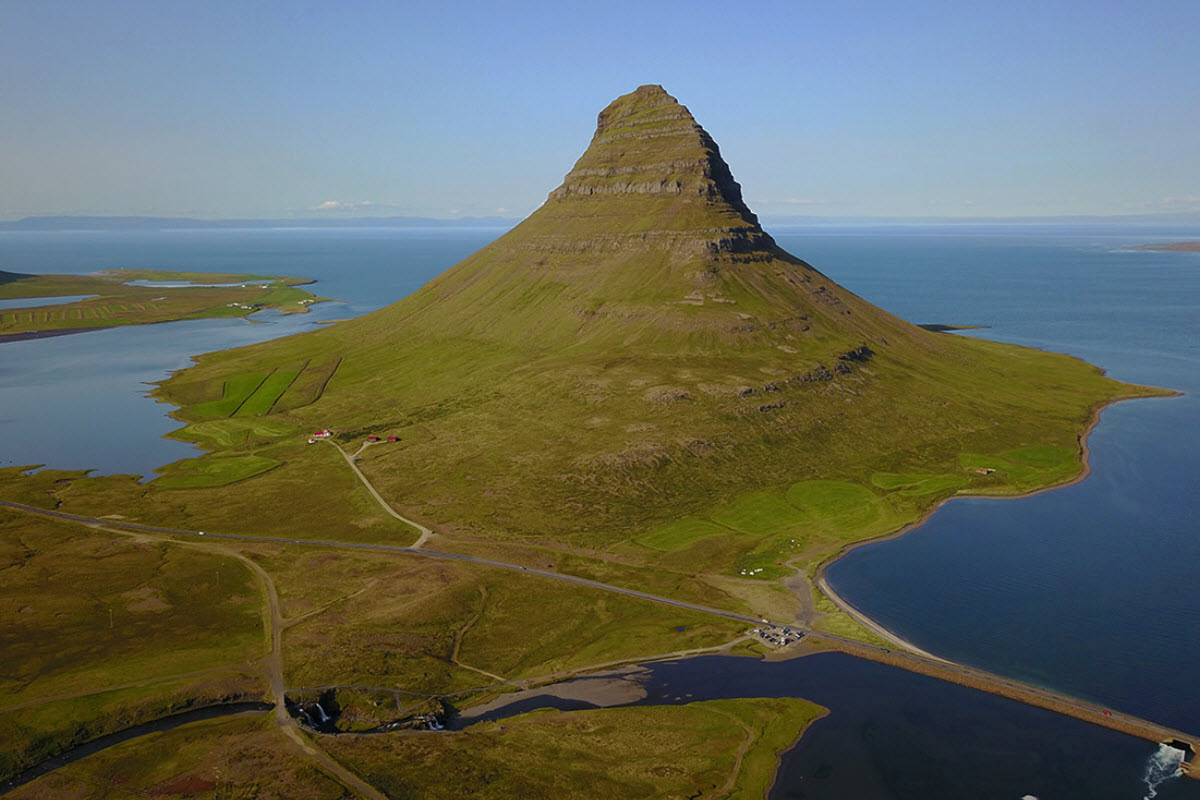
0 268 325 338
0 86 1177 796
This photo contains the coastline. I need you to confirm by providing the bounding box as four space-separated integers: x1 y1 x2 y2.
764 706 831 799
0 299 329 343
803 634 1200 754
0 326 107 343
815 575 947 662
811 388 1181 659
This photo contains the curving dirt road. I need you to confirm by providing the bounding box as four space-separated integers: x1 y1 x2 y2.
127 526 389 800
327 439 434 548
2 497 1195 775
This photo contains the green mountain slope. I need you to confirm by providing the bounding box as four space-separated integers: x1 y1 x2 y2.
158 85 1153 576
333 84 923 353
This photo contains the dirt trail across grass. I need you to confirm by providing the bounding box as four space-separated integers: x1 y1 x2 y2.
3 499 1197 786
212 554 386 799
122 528 389 800
327 439 434 548
707 707 756 800
449 587 507 683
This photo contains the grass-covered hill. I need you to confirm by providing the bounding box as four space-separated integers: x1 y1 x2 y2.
157 85 1157 577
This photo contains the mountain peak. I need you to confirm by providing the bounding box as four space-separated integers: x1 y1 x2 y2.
361 85 917 350
594 84 684 136
544 85 759 229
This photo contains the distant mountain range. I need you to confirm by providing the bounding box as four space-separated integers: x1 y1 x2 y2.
757 211 1200 226
2 210 1198 232
0 215 521 231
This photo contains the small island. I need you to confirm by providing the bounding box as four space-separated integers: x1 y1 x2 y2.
1127 241 1200 252
0 268 326 341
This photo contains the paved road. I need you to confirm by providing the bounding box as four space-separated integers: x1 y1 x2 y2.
0 500 763 626
811 629 1199 748
4 498 1195 755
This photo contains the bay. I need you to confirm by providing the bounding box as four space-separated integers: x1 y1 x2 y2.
798 226 1200 733
0 228 502 476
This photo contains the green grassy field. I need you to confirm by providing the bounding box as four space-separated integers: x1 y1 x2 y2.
236 370 302 416
959 444 1083 492
6 715 350 800
180 361 342 420
635 517 730 552
191 372 271 418
8 697 823 800
323 697 825 800
0 442 424 547
245 544 744 698
175 417 299 449
0 269 326 336
0 508 753 788
871 471 968 496
144 291 1164 596
0 512 269 780
154 454 281 488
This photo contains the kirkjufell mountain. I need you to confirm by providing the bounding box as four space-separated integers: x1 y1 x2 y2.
377 83 922 350
164 85 1127 568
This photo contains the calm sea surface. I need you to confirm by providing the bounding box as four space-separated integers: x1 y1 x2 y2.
795 226 1200 735
0 228 499 475
1 224 1197 797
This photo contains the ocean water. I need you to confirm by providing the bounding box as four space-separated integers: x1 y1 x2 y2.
0 294 98 310
643 654 1199 800
2 224 1198 796
468 652 1198 799
0 228 501 476
792 226 1200 733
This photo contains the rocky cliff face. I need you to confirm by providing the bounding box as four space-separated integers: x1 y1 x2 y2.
548 85 759 222
530 85 776 262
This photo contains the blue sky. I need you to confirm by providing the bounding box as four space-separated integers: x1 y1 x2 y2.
2 0 1197 220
